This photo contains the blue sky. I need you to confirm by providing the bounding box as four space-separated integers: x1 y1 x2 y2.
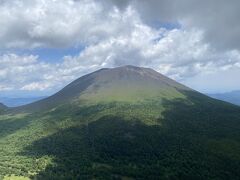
0 0 240 98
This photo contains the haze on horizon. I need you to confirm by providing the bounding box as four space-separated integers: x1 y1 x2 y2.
1 0 240 97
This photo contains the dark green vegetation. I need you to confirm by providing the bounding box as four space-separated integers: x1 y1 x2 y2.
0 66 240 179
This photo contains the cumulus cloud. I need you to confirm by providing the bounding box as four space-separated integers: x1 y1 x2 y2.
1 26 240 92
0 0 126 48
0 0 146 49
63 27 240 81
108 0 240 51
0 0 240 93
0 54 55 91
1 0 240 50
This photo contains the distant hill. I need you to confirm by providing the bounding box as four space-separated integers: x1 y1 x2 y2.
1 65 240 179
208 90 240 105
0 103 7 114
0 102 7 109
0 96 47 107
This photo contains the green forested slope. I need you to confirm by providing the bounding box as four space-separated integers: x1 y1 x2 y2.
0 66 240 179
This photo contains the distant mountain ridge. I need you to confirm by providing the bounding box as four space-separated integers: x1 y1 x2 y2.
0 96 47 107
208 90 240 105
0 102 7 109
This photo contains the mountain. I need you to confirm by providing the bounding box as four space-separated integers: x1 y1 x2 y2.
0 102 7 111
208 90 240 106
1 66 240 179
0 96 47 107
16 65 189 112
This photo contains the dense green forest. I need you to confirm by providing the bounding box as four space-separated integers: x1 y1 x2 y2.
0 90 240 179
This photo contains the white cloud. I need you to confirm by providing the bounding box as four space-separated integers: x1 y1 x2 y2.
0 54 57 91
21 82 52 91
0 0 240 50
0 0 145 49
108 0 240 51
0 0 107 48
0 0 240 93
1 25 240 92
61 26 240 82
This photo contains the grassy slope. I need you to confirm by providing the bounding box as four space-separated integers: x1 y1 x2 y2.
0 90 240 179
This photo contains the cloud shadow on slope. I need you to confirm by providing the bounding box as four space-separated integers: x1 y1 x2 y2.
20 90 240 179
0 114 31 138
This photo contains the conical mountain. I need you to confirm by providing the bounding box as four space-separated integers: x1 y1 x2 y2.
18 65 191 112
1 66 240 179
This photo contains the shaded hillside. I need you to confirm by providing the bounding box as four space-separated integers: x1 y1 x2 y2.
0 66 240 179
